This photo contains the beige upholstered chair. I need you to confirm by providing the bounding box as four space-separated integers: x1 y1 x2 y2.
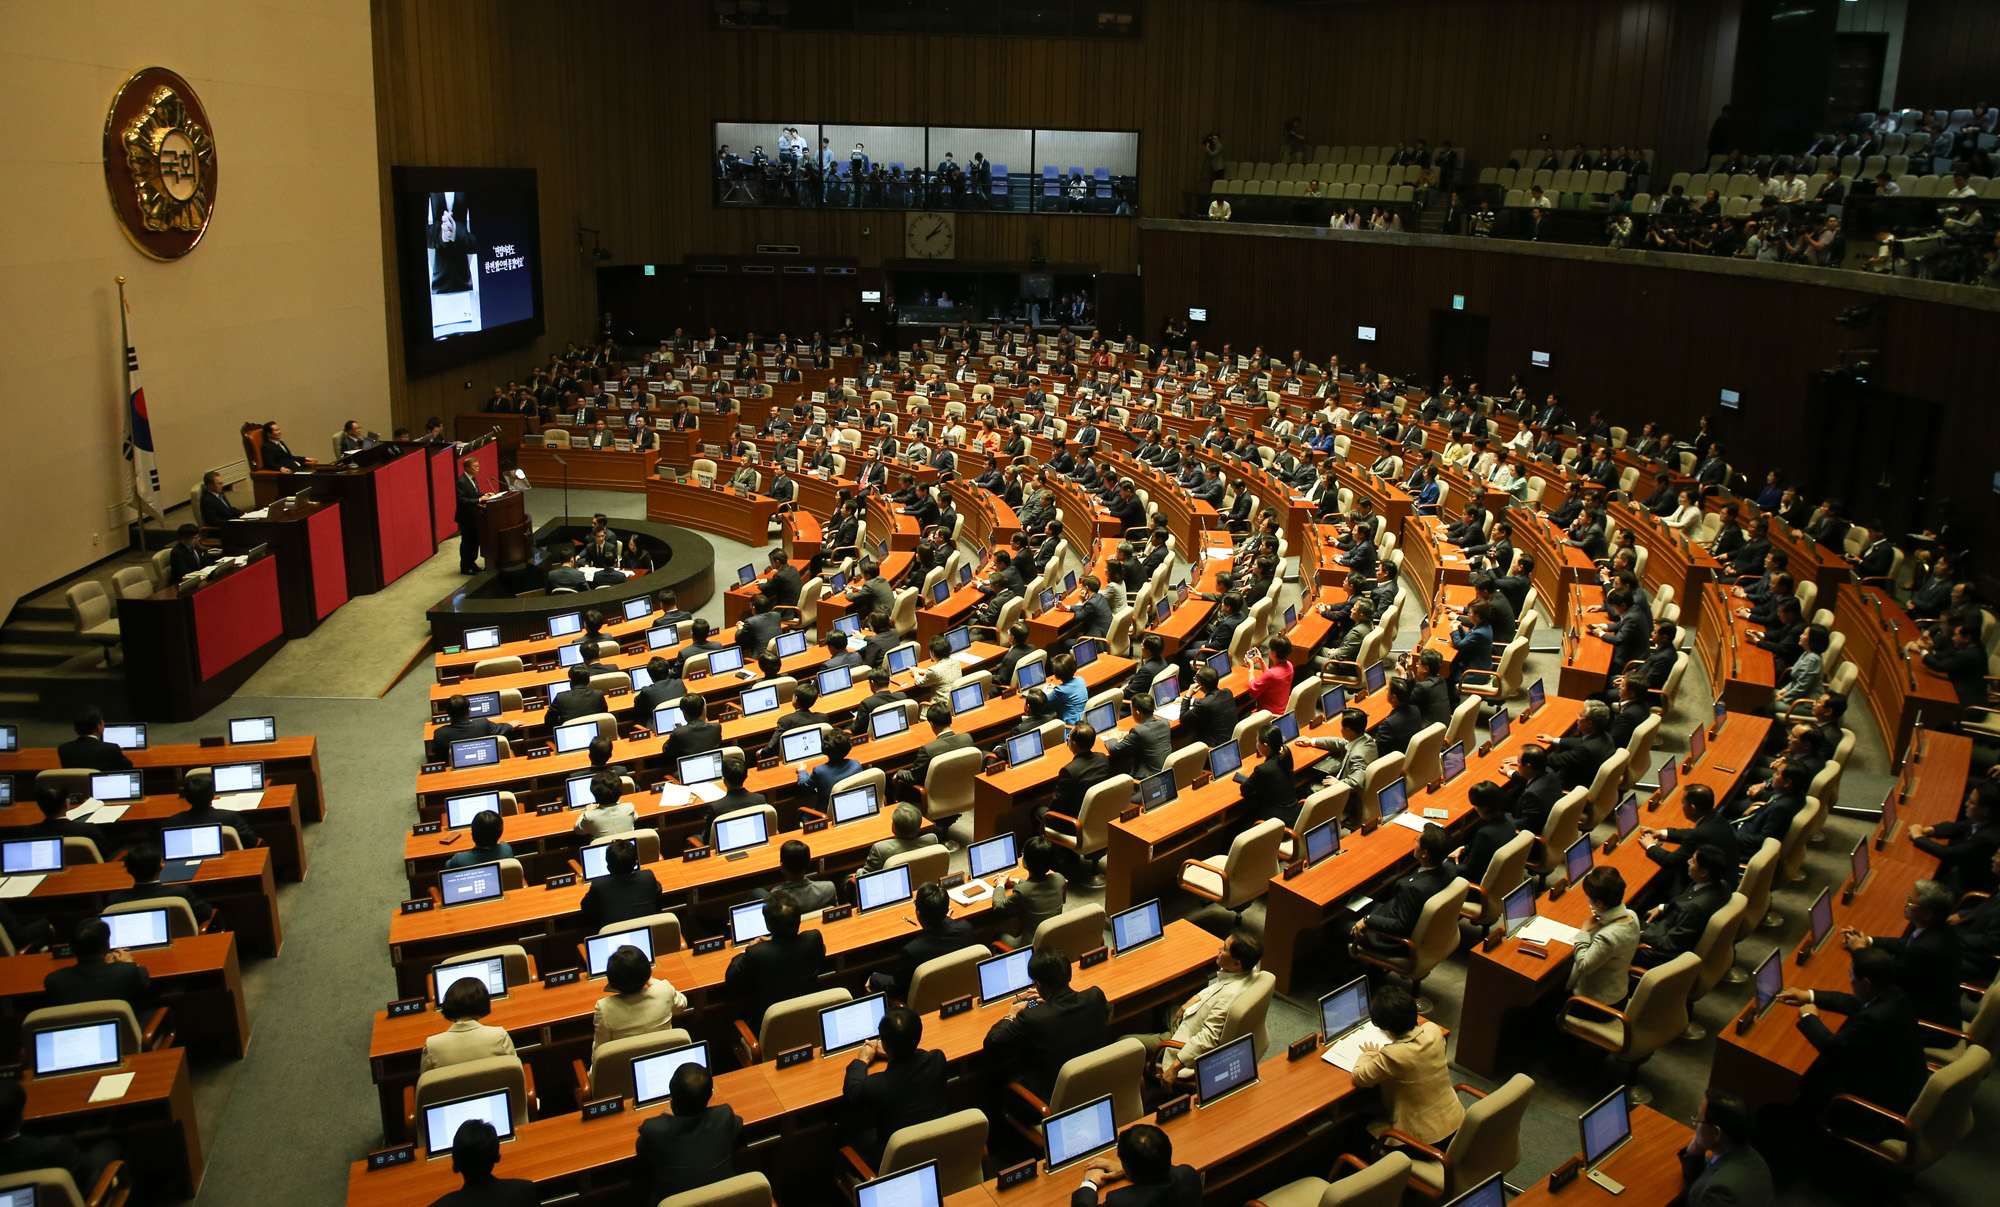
1248 1151 1411 1207
1042 775 1133 883
1350 877 1470 1012
733 988 849 1065
1180 819 1287 910
840 1108 990 1199
1560 952 1701 1103
906 945 990 1014
103 896 203 939
0 1165 129 1207
1823 1045 1991 1173
1028 903 1106 963
405 1054 533 1141
22 1000 169 1065
1683 892 1749 1040
662 1172 773 1207
65 582 120 664
573 1027 691 1102
1003 1037 1147 1152
1461 832 1535 931
1390 1074 1536 1200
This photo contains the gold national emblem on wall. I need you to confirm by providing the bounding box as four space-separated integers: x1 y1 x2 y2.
103 67 218 260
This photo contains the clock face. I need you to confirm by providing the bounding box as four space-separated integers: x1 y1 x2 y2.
906 211 956 259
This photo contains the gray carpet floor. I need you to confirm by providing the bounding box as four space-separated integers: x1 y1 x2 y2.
18 495 1994 1206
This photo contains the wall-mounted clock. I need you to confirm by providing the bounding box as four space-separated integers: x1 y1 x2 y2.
905 211 957 259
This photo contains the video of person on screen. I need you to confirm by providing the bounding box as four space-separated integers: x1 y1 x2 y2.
426 190 534 341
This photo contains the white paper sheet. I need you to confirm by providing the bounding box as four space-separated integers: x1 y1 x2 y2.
215 792 265 812
1516 916 1581 947
89 1073 136 1102
1321 1023 1393 1071
0 876 45 898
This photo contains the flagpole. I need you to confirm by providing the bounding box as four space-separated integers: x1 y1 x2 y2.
118 275 143 553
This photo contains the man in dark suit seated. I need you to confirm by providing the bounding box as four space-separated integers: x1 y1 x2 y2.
1677 1088 1773 1207
257 421 314 472
168 771 259 849
662 693 723 769
424 1119 536 1207
1351 825 1456 955
546 666 607 727
1837 879 1962 1026
1451 783 1518 883
1776 947 1927 1124
430 693 517 762
633 657 685 716
579 837 662 933
198 470 243 528
165 523 213 585
841 1004 951 1168
724 890 828 1031
1070 1123 1201 1207
1632 846 1731 966
1372 678 1426 755
868 882 977 999
704 756 767 829
1542 701 1614 791
735 594 784 660
635 1064 741 1203
760 683 830 760
757 549 802 608
1637 784 1738 898
23 786 110 854
981 948 1110 1103
41 917 150 1011
1498 744 1565 837
106 844 212 924
545 547 588 592
57 710 133 771
1910 781 2000 897
1042 726 1113 876
0 1079 120 1193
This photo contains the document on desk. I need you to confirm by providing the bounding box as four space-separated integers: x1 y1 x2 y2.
951 651 985 666
1389 812 1433 833
241 508 271 520
88 1073 136 1103
1516 916 1581 947
1321 1023 1393 1071
1206 548 1234 561
86 805 130 824
1155 701 1183 722
656 784 697 808
0 876 44 898
689 782 725 805
215 792 265 812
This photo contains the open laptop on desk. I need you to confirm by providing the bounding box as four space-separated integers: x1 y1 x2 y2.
160 824 224 883
103 907 173 951
1193 1033 1258 1105
1577 1087 1635 1191
1318 975 1390 1070
632 1043 709 1109
28 1019 123 1078
586 926 654 975
855 1160 942 1207
1043 1094 1117 1171
422 1089 515 1156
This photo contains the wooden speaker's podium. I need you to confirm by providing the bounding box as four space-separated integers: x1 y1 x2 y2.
477 490 531 568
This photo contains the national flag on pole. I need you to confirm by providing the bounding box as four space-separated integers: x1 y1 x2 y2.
119 281 164 521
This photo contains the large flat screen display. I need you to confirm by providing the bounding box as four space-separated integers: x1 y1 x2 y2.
392 167 544 374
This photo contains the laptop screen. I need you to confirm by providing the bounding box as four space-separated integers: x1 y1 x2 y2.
1450 1174 1506 1207
0 725 14 751
439 862 507 907
1207 650 1232 678
1303 818 1339 865
678 752 724 786
548 612 583 638
1502 881 1538 935
89 771 144 802
623 598 652 622
212 761 264 795
631 1042 710 1108
856 1160 943 1207
1065 571 1078 593
950 682 984 714
1489 709 1509 745
832 608 857 628
1039 590 1057 614
1320 685 1346 717
1084 702 1118 733
729 900 771 944
1809 887 1834 947
1614 794 1640 839
652 704 686 733
1006 730 1045 768
422 1089 515 1154
1753 948 1784 1015
228 716 276 743
871 707 911 739
102 724 146 750
1657 757 1678 798
31 1020 122 1077
856 865 912 912
1565 835 1594 884
944 627 972 653
464 627 503 652
968 834 1017 879
445 792 501 829
776 631 810 658
1319 975 1370 1041
818 666 853 695
553 721 598 754
162 825 223 861
1441 742 1465 783
433 955 507 1005
738 564 757 586
1111 899 1164 952
740 686 780 716
463 692 502 719
1850 839 1870 889
1153 674 1181 706
832 784 881 824
960 564 973 585
1073 639 1100 668
1015 659 1048 691
648 625 679 650
631 667 655 694
449 737 501 770
557 643 587 669
1194 1033 1259 1105
1043 1095 1117 1171
1209 739 1242 778
579 842 616 880
715 811 770 854
103 908 172 950
585 927 654 976
1139 771 1177 811
707 646 746 675
1527 678 1546 713
781 727 825 764
1377 778 1408 822
1688 725 1706 763
933 580 951 604
1580 1088 1632 1168
886 645 918 673
819 992 888 1053
1364 663 1388 694
1272 712 1298 742
1156 598 1171 622
563 775 600 811
977 948 1035 1004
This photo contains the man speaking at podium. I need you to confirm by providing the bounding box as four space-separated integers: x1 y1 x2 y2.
456 456 484 574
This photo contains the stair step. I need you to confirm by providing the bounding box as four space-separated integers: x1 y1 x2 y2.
0 644 86 668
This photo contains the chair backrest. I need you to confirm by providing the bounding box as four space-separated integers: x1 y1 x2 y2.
35 768 95 795
1165 743 1209 790
1491 637 1530 697
878 1107 991 1194
1779 795 1826 882
599 910 682 954
1033 903 1107 963
111 565 155 600
412 1054 529 1127
1360 752 1406 824
920 746 984 821
1585 750 1631 828
1068 774 1135 857
0 1169 85 1207
66 582 112 631
472 655 524 678
1441 1073 1537 1195
760 987 852 1057
585 1027 692 1101
22 1001 141 1061
1445 695 1482 757
1217 820 1288 909
883 843 951 887
907 944 991 1015
661 1171 773 1207
1223 969 1277 1059
104 894 201 938
1319 1151 1412 1207
1232 709 1274 757
1410 877 1472 978
1403 722 1447 789
1622 714 1661 788
1899 1045 1991 1170
1621 953 1701 1058
57 836 101 865
445 943 535 989
1473 832 1536 924
1736 838 1781 929
1047 1036 1149 1123
1284 783 1350 859
1691 893 1750 1000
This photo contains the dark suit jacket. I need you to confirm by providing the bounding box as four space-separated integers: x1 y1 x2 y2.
1547 730 1613 790
1052 751 1113 821
1677 1147 1773 1207
56 735 131 771
168 541 211 583
725 929 828 1029
1237 751 1298 824
430 717 512 762
548 687 607 727
636 1105 742 1202
1873 926 1963 1026
882 919 978 1000
1650 813 1739 895
1366 865 1455 938
106 881 211 923
0 1131 101 1193
1185 691 1238 749
737 611 784 657
664 722 725 768
199 489 244 527
909 730 976 784
850 691 909 735
1373 704 1425 755
760 565 803 608
579 869 663 933
1073 1166 1202 1207
1912 821 2000 896
42 958 151 1010
982 985 1111 1098
1512 772 1566 837
842 1049 951 1163
634 680 687 717
1455 814 1519 883
172 804 259 848
1640 882 1728 957
1800 986 1927 1112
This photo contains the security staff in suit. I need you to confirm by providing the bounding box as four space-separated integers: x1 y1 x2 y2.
166 523 212 584
868 883 978 999
723 891 828 1030
547 665 607 727
431 693 518 761
41 917 150 1010
1353 825 1456 955
258 421 314 473
635 1065 741 1203
455 457 483 573
841 1006 951 1168
1837 879 1962 1026
981 948 1111 1101
56 710 133 771
1676 1088 1773 1207
198 470 243 527
1069 1124 1201 1207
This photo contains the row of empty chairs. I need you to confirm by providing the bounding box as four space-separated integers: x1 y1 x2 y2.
1213 179 1419 202
1480 167 1632 196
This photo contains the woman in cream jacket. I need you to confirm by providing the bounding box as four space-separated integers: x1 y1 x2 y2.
1350 984 1464 1144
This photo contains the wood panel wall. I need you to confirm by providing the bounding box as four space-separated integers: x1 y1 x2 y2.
372 0 1744 427
1894 0 2000 111
1140 225 2000 578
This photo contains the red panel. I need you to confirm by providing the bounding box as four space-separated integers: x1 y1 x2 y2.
430 447 457 542
308 503 348 620
375 450 433 586
191 554 283 680
474 455 503 494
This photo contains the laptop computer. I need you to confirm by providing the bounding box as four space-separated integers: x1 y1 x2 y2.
449 736 501 770
433 953 508 1005
1015 659 1048 691
950 682 984 715
88 771 144 803
1579 1087 1633 1175
832 783 881 825
1193 1033 1259 1105
1138 770 1178 811
1006 730 1045 767
631 1043 710 1109
968 834 1018 880
648 625 680 650
780 727 825 764
227 716 277 744
1111 899 1164 953
1042 1095 1118 1171
678 752 725 786
715 810 770 855
1318 975 1392 1070
1751 948 1785 1020
855 865 913 913
1208 739 1242 779
547 612 583 638
585 926 654 976
855 1160 942 1207
438 861 507 908
1302 818 1340 866
776 630 810 658
976 948 1035 1005
421 1089 515 1155
818 992 888 1054
161 824 224 881
102 724 147 751
553 721 598 755
728 900 771 945
29 1019 123 1078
